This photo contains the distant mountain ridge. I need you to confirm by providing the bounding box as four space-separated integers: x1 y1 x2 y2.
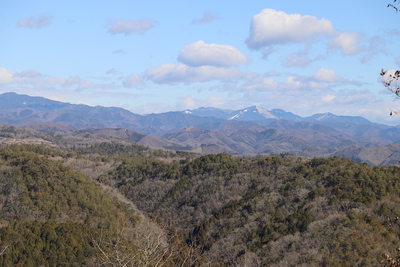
305 112 372 124
0 92 375 127
0 92 71 110
1 92 400 165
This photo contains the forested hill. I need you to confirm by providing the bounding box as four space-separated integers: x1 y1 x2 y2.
0 144 196 266
1 142 400 266
97 151 400 266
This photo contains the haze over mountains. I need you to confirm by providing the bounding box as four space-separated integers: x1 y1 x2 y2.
1 92 400 165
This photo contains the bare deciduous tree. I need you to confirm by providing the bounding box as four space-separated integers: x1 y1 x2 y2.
89 218 173 267
388 0 399 12
381 69 400 97
381 1 400 116
88 218 205 267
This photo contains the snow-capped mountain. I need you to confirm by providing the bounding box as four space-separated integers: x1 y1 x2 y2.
182 106 371 125
228 106 277 121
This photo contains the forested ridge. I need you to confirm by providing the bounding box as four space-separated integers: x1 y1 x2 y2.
1 142 400 266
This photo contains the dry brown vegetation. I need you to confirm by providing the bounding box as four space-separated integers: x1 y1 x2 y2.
1 139 400 266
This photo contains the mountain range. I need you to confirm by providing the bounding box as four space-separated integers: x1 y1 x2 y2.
1 92 400 165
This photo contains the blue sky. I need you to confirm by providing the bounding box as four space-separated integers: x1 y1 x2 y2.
1 0 400 124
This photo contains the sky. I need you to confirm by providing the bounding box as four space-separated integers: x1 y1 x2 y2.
1 0 400 125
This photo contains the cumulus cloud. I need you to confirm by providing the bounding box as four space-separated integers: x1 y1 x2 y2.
63 76 82 87
145 63 252 84
264 70 281 77
242 77 280 91
321 94 336 103
329 32 364 55
242 68 345 93
335 90 373 104
192 12 221 24
355 35 383 63
13 70 42 78
284 51 311 67
123 74 144 88
0 68 46 87
282 75 326 91
177 97 197 109
0 67 15 84
0 67 119 96
17 15 52 28
284 48 326 67
75 80 93 92
13 69 42 78
175 96 234 110
280 68 345 90
245 9 334 49
107 19 156 35
312 68 344 83
178 40 250 67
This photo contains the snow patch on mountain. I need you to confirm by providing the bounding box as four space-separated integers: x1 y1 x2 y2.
228 106 277 121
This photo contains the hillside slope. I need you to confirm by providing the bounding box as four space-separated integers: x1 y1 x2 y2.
97 151 400 266
2 142 400 265
0 145 193 267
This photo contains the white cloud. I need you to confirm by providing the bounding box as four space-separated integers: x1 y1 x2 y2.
246 9 334 49
123 74 144 88
107 19 156 35
329 32 364 55
17 15 52 28
0 68 45 86
321 94 336 103
178 40 250 67
192 12 221 24
284 52 311 67
282 75 325 90
242 77 279 91
241 68 345 93
0 67 14 84
0 67 119 97
241 74 320 92
145 63 251 84
63 76 82 87
336 90 373 104
284 49 325 67
177 97 197 109
312 68 344 83
264 70 281 77
76 80 93 92
175 96 234 110
13 69 42 78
